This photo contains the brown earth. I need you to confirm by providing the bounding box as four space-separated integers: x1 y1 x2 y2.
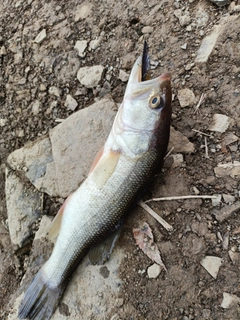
0 0 240 319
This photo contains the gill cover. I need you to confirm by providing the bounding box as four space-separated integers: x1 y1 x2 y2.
104 53 171 158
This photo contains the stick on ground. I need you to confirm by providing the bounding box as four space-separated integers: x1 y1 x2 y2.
145 195 218 203
138 200 173 232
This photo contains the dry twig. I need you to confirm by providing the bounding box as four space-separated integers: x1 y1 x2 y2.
138 200 173 232
164 147 174 159
192 129 211 137
205 136 209 159
145 195 218 203
194 93 206 114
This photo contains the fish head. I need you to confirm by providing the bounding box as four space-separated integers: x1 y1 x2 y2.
106 55 172 157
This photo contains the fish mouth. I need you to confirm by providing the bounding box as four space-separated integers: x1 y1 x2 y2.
141 40 151 82
141 41 171 84
128 41 171 85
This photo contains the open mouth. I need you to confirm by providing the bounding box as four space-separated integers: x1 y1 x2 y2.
141 41 151 82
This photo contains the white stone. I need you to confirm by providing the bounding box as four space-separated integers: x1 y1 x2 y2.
39 83 46 91
172 153 184 168
181 43 187 50
223 194 235 204
31 100 41 115
74 40 88 57
147 263 161 278
74 2 93 22
77 65 104 88
0 118 8 127
89 37 102 50
16 129 24 137
34 29 46 43
200 256 222 279
174 9 182 19
25 66 30 74
179 14 191 27
14 52 23 64
211 194 222 207
221 292 240 309
118 70 129 82
196 25 222 63
195 16 236 63
178 88 195 108
65 94 78 111
195 5 209 27
214 161 240 178
142 26 154 34
49 86 61 97
209 114 230 133
0 46 7 55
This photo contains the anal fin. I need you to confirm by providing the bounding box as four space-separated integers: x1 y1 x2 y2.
88 223 123 265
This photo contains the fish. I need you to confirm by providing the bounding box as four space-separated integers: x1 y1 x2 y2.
18 42 172 320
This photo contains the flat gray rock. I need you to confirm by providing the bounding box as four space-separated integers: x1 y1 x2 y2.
7 136 58 197
5 169 42 246
6 99 117 245
50 98 117 197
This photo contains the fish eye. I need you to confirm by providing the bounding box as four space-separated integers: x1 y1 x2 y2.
149 95 163 109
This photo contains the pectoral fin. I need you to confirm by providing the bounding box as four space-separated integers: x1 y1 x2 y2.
88 146 104 175
88 223 123 265
47 194 72 241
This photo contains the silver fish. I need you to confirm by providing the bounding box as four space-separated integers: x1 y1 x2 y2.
18 44 172 319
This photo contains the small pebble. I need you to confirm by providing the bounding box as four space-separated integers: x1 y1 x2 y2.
147 263 161 278
118 70 129 82
34 29 46 43
65 94 78 111
142 26 154 34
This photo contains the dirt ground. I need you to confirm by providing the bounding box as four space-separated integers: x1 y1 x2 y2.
0 0 240 319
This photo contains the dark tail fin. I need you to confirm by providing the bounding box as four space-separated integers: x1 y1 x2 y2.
18 269 64 320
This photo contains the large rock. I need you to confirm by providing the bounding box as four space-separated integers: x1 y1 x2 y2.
6 99 117 245
5 169 42 246
49 98 117 197
7 136 58 197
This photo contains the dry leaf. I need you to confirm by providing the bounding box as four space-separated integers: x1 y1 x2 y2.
133 222 167 271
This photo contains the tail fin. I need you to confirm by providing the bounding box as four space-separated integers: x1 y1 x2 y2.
18 269 64 320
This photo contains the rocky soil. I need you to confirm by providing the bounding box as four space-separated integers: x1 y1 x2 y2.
0 0 240 319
